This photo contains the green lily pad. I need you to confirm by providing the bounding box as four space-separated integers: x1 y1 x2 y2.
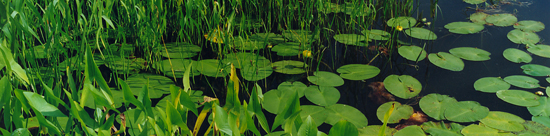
271 42 308 56
421 122 463 136
486 14 517 27
398 45 427 61
307 71 345 87
196 59 230 77
508 29 540 45
361 29 390 40
480 111 525 132
521 64 550 76
104 57 145 74
404 27 437 40
222 52 271 69
527 44 550 58
272 60 307 74
387 17 417 29
419 93 459 120
333 34 369 46
282 30 319 43
461 124 499 136
503 75 540 89
463 0 486 4
376 101 414 124
336 64 380 80
278 81 308 98
358 125 397 136
449 47 491 61
444 22 485 34
470 12 489 25
383 75 422 99
497 90 540 107
241 65 273 81
514 20 545 32
445 101 489 122
503 48 532 63
531 116 550 130
300 105 328 127
393 126 426 136
126 73 175 98
473 77 511 93
229 37 266 50
155 42 201 59
528 97 550 116
325 104 369 128
262 89 291 114
152 59 200 77
428 52 464 71
250 33 286 44
304 86 340 107
547 78 550 84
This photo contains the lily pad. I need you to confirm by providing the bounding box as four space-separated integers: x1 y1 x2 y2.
461 124 499 136
250 33 286 44
336 64 380 80
361 29 390 40
196 59 230 77
125 73 175 98
155 42 201 59
152 59 200 77
444 22 485 34
325 104 369 128
480 111 525 132
444 101 489 122
508 29 540 45
421 121 463 136
262 89 291 114
387 17 417 29
300 105 328 127
376 101 414 124
527 44 550 58
333 34 369 46
307 71 345 87
358 125 397 136
272 60 307 74
278 81 308 98
486 14 517 27
514 20 545 32
497 90 540 107
419 93 459 120
222 52 271 69
240 65 273 81
403 27 437 40
383 75 422 99
449 47 491 61
428 52 464 71
104 57 145 74
521 64 550 76
398 45 427 61
470 12 489 25
229 37 267 50
304 86 340 107
271 42 302 56
463 0 486 4
393 126 426 136
528 97 550 116
473 77 511 93
282 30 319 43
503 48 532 63
503 75 540 89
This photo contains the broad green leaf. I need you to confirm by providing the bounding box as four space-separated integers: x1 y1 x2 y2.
508 29 540 45
503 48 532 63
325 104 368 128
126 73 174 98
428 52 464 71
229 37 267 50
449 47 491 61
445 22 485 34
497 90 540 107
282 29 319 43
522 64 550 76
152 59 200 77
300 105 328 127
398 45 427 61
222 52 272 69
271 42 302 56
307 71 345 87
11 128 30 136
328 120 358 136
336 64 380 80
404 27 437 40
179 86 199 116
304 86 340 107
249 84 270 133
333 34 369 46
461 124 499 135
155 42 201 59
361 29 390 40
272 91 301 131
527 44 550 58
532 116 550 128
480 111 525 132
393 125 426 136
383 75 422 99
470 12 489 25
196 59 230 77
262 89 290 114
278 81 308 98
387 17 416 29
444 101 489 122
419 93 458 120
297 116 318 136
241 65 273 81
421 121 463 136
473 77 511 93
358 125 396 136
272 60 307 74
0 76 12 110
514 20 545 32
463 0 486 4
213 103 233 135
23 92 66 117
486 14 517 27
376 101 414 124
119 79 145 112
503 75 540 89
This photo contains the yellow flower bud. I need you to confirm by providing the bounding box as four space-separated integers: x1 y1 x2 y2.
302 50 312 58
396 26 403 31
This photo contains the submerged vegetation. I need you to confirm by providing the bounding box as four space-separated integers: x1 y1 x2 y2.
0 0 550 135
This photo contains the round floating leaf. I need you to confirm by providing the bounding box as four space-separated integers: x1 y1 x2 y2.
307 71 345 87
262 89 291 114
229 37 266 50
521 64 550 76
461 124 499 136
480 111 525 132
527 44 550 58
421 122 463 136
503 48 532 63
486 14 517 27
445 22 485 34
222 52 271 69
503 75 540 89
398 45 427 61
508 29 540 45
278 81 308 98
444 101 489 122
104 57 145 74
333 34 369 46
393 126 426 136
152 59 200 77
470 12 489 25
361 29 390 40
282 30 319 43
449 47 491 61
358 125 396 136
473 77 511 93
497 90 540 107
241 65 273 81
336 64 380 80
250 33 286 44
304 86 340 107
383 75 422 99
514 20 545 32
404 27 437 40
300 105 328 127
376 101 414 124
528 97 550 116
272 60 307 74
271 42 301 56
126 73 175 98
156 43 201 59
387 17 416 29
419 93 459 120
196 59 230 77
325 104 369 128
463 0 486 4
428 52 464 71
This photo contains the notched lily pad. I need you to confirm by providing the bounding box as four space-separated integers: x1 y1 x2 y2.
196 59 230 77
304 86 340 107
486 14 517 27
155 42 201 59
336 64 380 80
419 93 458 120
307 71 345 87
271 42 302 56
528 97 550 116
444 101 489 122
480 111 525 132
272 60 307 74
449 47 491 61
387 17 417 29
125 73 175 98
497 90 540 107
508 29 540 45
428 52 464 71
361 29 390 40
383 75 422 99
473 77 511 93
241 65 273 81
325 104 369 128
503 75 540 89
404 27 437 40
398 45 427 61
527 44 550 58
503 48 532 63
470 12 489 25
514 20 545 32
333 34 369 46
521 64 550 76
376 101 414 124
445 22 485 34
